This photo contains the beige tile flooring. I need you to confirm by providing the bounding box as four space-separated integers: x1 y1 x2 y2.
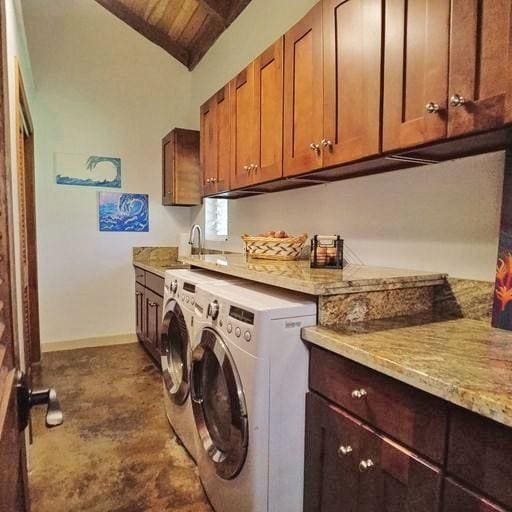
29 343 212 512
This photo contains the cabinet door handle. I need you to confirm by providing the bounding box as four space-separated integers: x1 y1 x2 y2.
211 177 217 183
309 142 321 153
425 102 440 114
252 163 258 171
135 291 142 297
321 139 333 150
206 178 211 183
148 301 157 307
450 94 466 107
359 459 375 472
338 444 353 457
351 388 368 399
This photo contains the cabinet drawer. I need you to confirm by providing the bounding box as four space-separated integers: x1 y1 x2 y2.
443 478 507 512
447 407 512 509
145 271 165 296
134 267 145 285
309 346 447 463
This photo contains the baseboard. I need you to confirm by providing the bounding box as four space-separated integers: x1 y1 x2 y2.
41 333 138 353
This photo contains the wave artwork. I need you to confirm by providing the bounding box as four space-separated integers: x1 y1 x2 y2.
98 192 149 232
55 153 121 188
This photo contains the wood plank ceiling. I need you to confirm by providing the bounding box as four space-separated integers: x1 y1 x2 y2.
95 0 252 70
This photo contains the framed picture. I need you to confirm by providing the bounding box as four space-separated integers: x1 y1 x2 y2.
55 153 121 188
98 192 149 232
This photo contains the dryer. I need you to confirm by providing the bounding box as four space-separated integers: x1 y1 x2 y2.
191 281 317 512
161 268 240 462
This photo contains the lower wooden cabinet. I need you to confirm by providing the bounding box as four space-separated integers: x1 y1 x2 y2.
443 478 507 512
304 392 442 512
134 267 164 365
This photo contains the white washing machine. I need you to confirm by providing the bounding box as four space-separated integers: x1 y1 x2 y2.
191 281 317 512
161 268 240 462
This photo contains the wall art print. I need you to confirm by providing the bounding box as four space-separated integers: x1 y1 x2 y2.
492 134 512 330
55 153 121 188
98 192 149 232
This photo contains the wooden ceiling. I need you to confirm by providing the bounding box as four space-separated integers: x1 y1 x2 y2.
95 0 252 70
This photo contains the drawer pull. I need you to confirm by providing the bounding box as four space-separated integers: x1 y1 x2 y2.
135 291 142 297
337 445 353 457
358 459 375 472
351 388 368 399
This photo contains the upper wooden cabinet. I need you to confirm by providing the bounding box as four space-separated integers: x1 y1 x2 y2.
448 0 512 137
200 85 231 195
383 0 450 152
253 38 284 183
162 128 201 206
230 64 256 189
283 3 324 177
322 0 383 168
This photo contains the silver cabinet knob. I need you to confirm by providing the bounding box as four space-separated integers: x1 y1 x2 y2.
359 459 375 472
243 165 249 172
252 164 258 171
309 142 321 152
321 139 333 149
338 445 353 457
425 102 440 114
351 388 368 399
211 177 217 183
206 178 211 183
450 94 466 107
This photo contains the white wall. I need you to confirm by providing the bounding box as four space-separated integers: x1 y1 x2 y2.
189 0 504 282
22 0 194 344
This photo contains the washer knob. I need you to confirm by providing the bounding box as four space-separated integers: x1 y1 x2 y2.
227 324 233 333
170 280 178 294
191 298 195 305
207 300 220 320
235 327 241 338
244 331 251 342
185 296 190 303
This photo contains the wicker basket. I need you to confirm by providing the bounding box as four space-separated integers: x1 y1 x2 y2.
241 233 308 260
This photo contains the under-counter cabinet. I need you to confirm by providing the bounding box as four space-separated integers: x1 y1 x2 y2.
134 267 164 364
162 128 201 206
200 85 231 195
305 346 511 512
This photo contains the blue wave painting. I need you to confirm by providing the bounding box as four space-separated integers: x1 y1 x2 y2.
99 192 149 232
55 153 121 188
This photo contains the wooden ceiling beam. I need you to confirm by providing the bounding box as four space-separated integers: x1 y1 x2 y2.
94 0 191 68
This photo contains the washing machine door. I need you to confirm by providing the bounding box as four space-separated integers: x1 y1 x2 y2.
161 300 191 406
191 327 248 480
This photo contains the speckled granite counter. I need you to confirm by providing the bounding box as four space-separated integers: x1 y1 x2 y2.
133 261 189 278
180 254 446 296
133 246 189 278
302 316 512 427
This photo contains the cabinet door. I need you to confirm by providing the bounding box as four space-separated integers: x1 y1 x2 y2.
174 129 201 205
230 65 256 189
162 131 175 205
200 97 217 196
358 424 443 512
304 392 360 512
253 38 284 184
443 478 507 512
448 0 512 137
383 0 450 152
283 2 323 177
214 85 231 192
322 0 382 167
145 289 162 354
135 282 145 340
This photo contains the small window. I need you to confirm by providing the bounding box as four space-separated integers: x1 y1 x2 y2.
205 198 228 241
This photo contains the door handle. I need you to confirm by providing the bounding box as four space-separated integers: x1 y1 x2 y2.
16 370 63 430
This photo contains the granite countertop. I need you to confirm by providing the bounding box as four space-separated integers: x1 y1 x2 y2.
180 253 446 296
302 315 512 427
133 261 189 278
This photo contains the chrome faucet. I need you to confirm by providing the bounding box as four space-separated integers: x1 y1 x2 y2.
189 224 203 256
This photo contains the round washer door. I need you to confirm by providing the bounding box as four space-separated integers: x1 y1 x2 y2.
161 300 191 406
191 328 248 480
